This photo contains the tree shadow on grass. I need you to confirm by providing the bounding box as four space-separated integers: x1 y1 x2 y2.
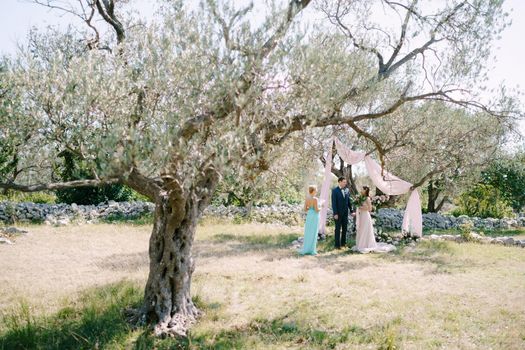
377 240 475 274
196 233 378 274
1 280 403 350
95 251 149 272
311 254 374 274
0 280 143 350
136 313 401 350
317 235 357 254
211 232 299 247
305 235 376 273
195 232 299 259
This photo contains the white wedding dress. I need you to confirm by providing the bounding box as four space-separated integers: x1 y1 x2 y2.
353 197 396 253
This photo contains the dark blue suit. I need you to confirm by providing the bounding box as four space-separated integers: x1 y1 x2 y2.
331 186 353 248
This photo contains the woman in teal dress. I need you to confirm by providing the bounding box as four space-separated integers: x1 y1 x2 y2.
300 185 320 255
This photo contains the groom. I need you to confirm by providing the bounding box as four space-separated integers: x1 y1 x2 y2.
331 177 354 249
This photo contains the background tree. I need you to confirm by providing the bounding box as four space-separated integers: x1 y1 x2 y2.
480 151 525 212
0 60 44 196
0 0 521 337
451 151 525 218
370 102 509 212
212 133 321 207
452 183 514 218
314 100 510 211
53 149 143 204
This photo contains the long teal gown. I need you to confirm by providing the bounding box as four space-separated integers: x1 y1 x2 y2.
300 204 319 255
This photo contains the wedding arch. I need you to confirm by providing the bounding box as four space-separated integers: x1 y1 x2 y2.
318 138 423 237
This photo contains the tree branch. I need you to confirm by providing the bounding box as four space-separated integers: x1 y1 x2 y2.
124 168 162 201
384 0 417 69
94 0 125 44
0 178 121 193
259 0 312 58
325 1 385 72
436 195 448 212
208 0 253 54
31 0 103 49
178 0 311 141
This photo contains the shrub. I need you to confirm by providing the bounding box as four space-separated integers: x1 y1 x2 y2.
53 150 150 205
458 220 475 242
55 184 144 205
453 184 514 219
0 191 56 204
481 154 525 211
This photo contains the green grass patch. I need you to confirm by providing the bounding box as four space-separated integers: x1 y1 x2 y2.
137 315 400 350
212 232 298 248
477 228 525 237
317 234 356 253
0 192 56 204
0 281 403 350
0 281 143 350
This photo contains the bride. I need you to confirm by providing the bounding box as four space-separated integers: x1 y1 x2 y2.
353 186 395 253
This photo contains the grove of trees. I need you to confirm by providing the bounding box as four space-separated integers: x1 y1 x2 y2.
0 0 522 337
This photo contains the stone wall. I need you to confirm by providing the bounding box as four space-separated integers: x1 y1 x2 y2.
375 208 525 230
0 201 524 230
202 204 305 226
0 201 155 225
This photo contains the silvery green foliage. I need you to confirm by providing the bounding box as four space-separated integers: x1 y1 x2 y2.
2 1 306 191
293 0 520 191
316 0 510 89
0 0 519 195
0 59 46 184
373 101 507 198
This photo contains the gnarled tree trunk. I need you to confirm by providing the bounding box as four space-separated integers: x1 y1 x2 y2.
134 172 218 337
330 155 358 195
426 180 448 213
141 196 199 336
426 180 442 213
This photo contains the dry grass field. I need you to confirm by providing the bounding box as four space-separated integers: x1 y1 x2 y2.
1 221 524 349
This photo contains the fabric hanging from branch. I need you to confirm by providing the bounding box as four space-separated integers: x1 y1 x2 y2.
318 144 333 233
318 137 422 237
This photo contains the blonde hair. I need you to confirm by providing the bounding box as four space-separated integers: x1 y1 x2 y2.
308 185 317 194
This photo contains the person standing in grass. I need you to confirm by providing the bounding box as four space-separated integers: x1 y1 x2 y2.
331 177 352 249
300 185 321 255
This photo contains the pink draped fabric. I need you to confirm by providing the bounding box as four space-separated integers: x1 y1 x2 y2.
318 138 423 237
318 143 333 235
364 156 412 195
335 138 365 164
402 190 423 236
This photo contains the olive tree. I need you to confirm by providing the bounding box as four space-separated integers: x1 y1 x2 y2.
0 0 520 337
323 99 512 211
371 102 509 212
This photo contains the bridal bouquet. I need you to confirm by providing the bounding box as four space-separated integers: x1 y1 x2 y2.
350 194 367 207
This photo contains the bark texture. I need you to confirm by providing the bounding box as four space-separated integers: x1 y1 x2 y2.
426 180 447 213
135 171 218 337
141 196 198 336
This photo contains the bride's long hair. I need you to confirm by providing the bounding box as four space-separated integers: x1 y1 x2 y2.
362 186 370 197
